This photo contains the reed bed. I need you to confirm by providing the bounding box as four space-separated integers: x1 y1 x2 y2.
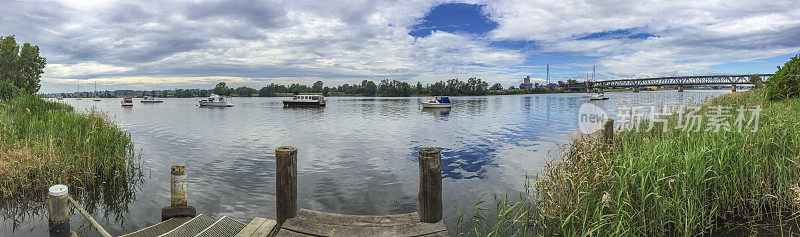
0 93 139 200
463 89 800 236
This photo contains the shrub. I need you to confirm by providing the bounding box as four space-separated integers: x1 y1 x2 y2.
749 75 763 88
0 79 21 101
766 54 800 100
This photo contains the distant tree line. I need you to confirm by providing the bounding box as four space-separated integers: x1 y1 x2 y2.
51 77 583 98
176 78 495 97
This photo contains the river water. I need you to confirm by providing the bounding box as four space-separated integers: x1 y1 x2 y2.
1 90 731 236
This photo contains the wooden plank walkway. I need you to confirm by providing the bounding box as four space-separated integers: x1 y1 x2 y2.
276 209 448 237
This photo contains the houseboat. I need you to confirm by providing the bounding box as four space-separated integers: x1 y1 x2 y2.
282 95 326 107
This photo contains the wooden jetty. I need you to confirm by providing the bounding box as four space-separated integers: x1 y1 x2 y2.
48 146 448 237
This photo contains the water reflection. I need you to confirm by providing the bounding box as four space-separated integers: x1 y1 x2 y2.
1 91 732 235
0 164 143 234
421 108 450 120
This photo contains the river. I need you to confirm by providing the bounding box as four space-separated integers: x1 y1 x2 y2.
1 90 732 236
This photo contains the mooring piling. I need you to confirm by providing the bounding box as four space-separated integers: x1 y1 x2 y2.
161 165 196 221
603 119 614 144
418 147 443 223
275 146 298 224
48 185 71 237
171 165 188 206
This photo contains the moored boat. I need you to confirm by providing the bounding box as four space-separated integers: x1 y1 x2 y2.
421 97 452 108
282 95 326 107
198 94 233 107
585 93 609 100
141 96 164 103
121 98 134 106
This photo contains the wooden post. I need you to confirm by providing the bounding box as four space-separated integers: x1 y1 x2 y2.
418 147 442 223
276 146 298 224
162 165 196 221
171 165 188 206
602 119 614 144
48 185 70 237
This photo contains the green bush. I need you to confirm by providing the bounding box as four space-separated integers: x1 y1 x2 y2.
0 79 21 101
767 54 800 100
749 75 763 88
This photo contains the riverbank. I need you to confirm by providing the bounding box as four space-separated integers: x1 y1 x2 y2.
464 88 800 235
0 91 138 199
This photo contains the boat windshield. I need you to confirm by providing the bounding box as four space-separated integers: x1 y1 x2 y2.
437 97 451 103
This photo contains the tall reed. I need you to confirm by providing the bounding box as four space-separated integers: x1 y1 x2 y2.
462 89 800 236
0 93 140 199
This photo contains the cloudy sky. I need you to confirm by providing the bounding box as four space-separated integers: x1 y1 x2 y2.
2 0 799 93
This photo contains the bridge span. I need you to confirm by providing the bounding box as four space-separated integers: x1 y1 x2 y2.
567 74 773 92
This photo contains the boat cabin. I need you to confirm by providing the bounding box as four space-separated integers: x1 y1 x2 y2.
434 97 451 103
292 95 323 101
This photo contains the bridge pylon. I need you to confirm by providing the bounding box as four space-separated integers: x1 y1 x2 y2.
678 86 684 92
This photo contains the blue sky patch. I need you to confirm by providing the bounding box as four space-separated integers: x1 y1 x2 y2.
577 28 655 40
409 3 498 38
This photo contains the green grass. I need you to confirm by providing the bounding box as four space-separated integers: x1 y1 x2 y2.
0 93 139 200
462 89 800 236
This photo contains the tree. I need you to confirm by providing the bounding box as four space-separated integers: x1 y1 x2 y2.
748 75 763 89
414 82 425 95
490 83 504 90
322 87 330 96
361 80 377 96
312 81 324 93
767 54 800 100
235 86 257 97
0 35 46 94
213 82 233 96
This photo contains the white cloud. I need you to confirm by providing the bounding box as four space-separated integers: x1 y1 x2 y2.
485 0 800 76
4 0 800 91
46 63 135 77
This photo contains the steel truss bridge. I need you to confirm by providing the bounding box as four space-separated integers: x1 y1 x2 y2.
566 74 773 90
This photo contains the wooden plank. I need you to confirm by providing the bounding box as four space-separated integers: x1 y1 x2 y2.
251 219 277 237
236 218 268 237
278 209 447 237
236 217 278 237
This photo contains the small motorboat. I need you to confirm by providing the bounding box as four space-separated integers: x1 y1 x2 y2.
121 98 134 106
92 97 101 101
199 94 233 107
282 95 326 107
421 97 452 108
585 93 609 100
141 96 164 103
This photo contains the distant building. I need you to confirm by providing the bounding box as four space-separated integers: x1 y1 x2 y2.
519 76 534 90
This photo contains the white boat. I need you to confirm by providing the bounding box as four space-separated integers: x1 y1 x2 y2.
121 98 134 106
141 96 163 103
92 98 101 101
199 94 233 107
585 93 608 100
282 95 326 107
421 97 452 108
